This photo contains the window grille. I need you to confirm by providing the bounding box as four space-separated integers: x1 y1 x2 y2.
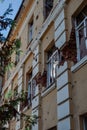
47 50 59 87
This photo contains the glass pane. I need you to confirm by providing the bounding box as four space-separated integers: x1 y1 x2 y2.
76 6 87 26
78 24 87 59
32 79 36 98
49 61 52 85
28 82 31 104
0 76 2 92
85 19 87 37
83 116 87 130
29 21 33 42
44 0 53 19
85 39 87 49
76 13 85 25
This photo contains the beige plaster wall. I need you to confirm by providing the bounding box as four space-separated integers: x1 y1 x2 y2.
34 0 44 38
13 74 18 90
42 88 57 130
41 23 54 71
24 53 33 91
2 1 57 130
65 0 87 39
66 1 87 129
11 0 34 40
10 119 16 130
72 64 87 130
20 24 28 55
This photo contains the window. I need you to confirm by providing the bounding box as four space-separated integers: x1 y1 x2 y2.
28 78 32 105
15 51 20 65
83 116 87 130
14 88 19 112
7 70 11 80
14 87 18 98
47 48 58 87
28 78 36 104
14 87 20 121
44 0 53 19
80 114 87 130
26 70 35 106
29 19 33 42
0 76 3 93
75 6 87 61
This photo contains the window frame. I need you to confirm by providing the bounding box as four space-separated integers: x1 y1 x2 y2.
43 0 53 20
0 76 3 93
26 70 35 106
14 87 20 121
28 18 33 43
27 78 32 105
75 11 87 61
83 115 87 130
15 51 20 65
46 49 59 87
80 114 87 130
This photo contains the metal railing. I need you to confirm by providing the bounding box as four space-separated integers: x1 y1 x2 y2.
47 50 59 87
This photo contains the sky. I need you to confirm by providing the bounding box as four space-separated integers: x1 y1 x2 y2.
0 0 23 37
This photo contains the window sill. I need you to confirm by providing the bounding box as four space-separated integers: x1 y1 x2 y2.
41 83 56 97
71 56 87 72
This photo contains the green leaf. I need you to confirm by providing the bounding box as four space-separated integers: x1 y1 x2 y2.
11 20 16 28
15 39 21 49
5 90 12 100
16 49 23 55
5 62 14 72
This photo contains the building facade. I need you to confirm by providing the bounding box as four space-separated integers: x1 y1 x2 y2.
1 0 87 130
